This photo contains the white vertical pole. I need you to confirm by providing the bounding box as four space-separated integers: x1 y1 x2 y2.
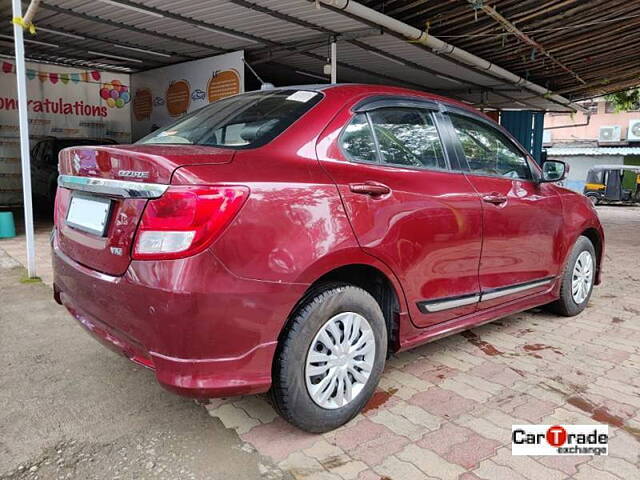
12 0 37 278
330 39 337 84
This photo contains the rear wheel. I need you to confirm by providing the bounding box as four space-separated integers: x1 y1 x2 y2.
271 284 387 433
546 236 596 316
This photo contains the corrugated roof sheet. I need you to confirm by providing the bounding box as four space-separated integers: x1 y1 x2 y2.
0 0 582 111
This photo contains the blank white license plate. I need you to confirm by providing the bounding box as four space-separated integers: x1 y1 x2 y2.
66 195 112 236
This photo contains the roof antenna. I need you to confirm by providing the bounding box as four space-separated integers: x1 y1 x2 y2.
243 57 274 90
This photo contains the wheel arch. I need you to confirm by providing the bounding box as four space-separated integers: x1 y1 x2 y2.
580 227 603 284
280 262 405 354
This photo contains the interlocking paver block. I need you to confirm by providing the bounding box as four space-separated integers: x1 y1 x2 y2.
207 402 260 434
409 386 477 419
474 459 528 480
574 463 623 480
491 447 566 480
397 444 466 480
347 429 410 467
388 402 441 430
304 439 346 462
241 419 319 462
327 418 389 451
374 455 436 480
441 433 501 469
368 409 425 440
537 455 589 476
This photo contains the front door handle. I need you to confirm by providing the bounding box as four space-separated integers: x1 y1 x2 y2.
482 193 508 205
349 182 391 197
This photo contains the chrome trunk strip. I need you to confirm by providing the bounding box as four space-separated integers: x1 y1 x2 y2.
58 175 168 199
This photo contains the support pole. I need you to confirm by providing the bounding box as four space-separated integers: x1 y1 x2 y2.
330 38 337 84
12 0 37 278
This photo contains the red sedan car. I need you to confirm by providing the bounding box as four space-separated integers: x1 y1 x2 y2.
53 84 603 432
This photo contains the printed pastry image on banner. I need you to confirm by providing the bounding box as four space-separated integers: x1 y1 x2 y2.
131 51 244 140
208 69 241 103
133 88 153 121
166 80 190 117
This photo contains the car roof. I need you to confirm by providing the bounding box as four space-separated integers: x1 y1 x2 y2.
254 83 484 118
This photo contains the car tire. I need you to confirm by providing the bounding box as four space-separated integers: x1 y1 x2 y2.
546 236 596 317
270 283 387 433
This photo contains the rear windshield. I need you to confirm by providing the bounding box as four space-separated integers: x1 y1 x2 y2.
137 89 323 149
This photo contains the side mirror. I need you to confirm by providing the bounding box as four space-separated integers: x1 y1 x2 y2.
541 160 567 183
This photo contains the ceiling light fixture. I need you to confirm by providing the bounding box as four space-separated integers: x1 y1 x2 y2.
434 74 464 85
113 44 171 58
295 70 329 81
0 34 59 48
88 50 144 63
36 27 86 40
97 0 165 18
194 25 258 44
368 51 406 66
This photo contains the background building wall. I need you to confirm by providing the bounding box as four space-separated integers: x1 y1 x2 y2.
545 100 640 144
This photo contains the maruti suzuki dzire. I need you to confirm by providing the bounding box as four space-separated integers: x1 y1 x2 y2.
52 84 603 432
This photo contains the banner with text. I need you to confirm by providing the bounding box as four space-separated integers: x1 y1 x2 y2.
0 60 131 204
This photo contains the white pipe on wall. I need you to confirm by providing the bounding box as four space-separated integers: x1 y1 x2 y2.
319 0 587 113
12 0 37 278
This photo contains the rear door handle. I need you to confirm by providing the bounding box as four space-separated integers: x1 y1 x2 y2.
482 193 508 205
349 182 391 197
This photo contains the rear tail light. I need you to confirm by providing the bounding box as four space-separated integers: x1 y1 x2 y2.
132 185 249 260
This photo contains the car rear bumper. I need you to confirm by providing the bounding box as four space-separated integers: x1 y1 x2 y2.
52 234 307 398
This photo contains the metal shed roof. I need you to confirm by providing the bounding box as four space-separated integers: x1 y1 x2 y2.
1 0 623 112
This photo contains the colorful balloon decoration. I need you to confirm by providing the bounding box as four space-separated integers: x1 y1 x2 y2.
100 79 132 109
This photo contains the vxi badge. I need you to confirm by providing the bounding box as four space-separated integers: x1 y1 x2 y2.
512 425 608 455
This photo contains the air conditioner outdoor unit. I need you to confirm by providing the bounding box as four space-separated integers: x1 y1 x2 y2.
628 120 640 141
599 126 621 143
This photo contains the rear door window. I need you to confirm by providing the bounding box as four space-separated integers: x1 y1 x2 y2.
340 106 448 170
369 108 446 169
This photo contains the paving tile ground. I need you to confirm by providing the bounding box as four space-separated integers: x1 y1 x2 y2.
2 205 639 479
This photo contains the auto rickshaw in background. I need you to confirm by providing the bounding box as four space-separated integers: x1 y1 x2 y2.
583 165 640 205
